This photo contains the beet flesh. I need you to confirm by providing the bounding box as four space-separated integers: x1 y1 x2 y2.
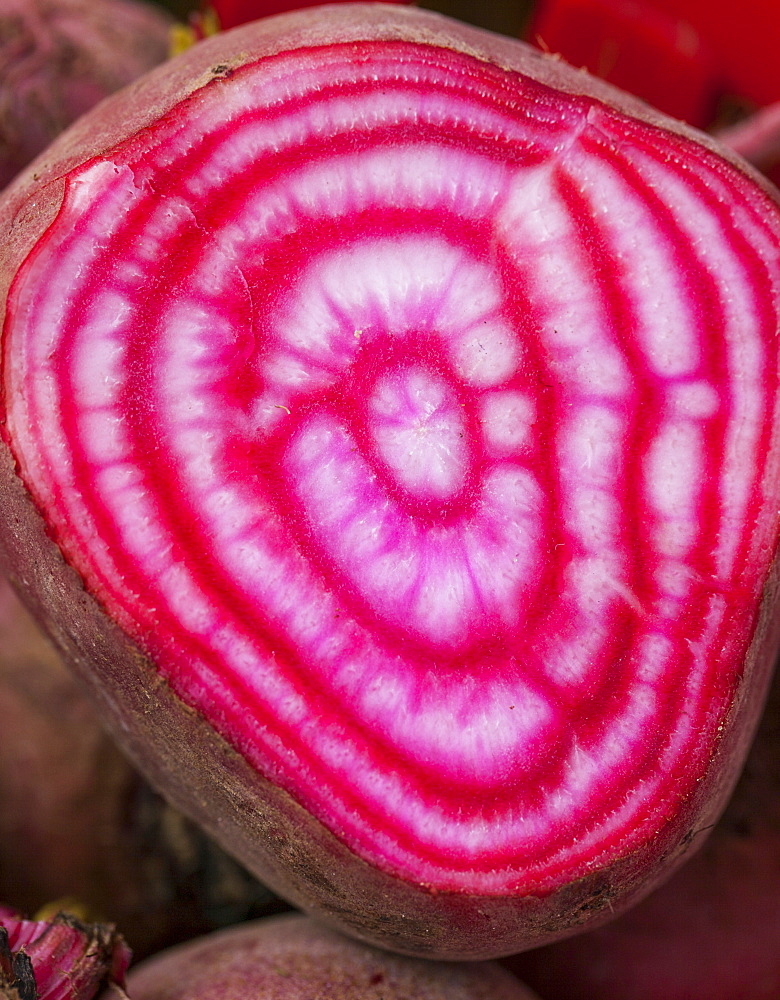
1 3 780 959
126 912 540 1000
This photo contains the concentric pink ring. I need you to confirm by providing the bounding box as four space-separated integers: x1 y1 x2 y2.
4 40 780 894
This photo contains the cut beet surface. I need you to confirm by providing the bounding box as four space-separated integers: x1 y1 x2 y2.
1 2 780 961
0 906 130 1000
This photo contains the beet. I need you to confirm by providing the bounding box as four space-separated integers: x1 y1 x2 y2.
0 0 172 188
1 2 780 959
126 912 540 1000
0 905 130 1000
0 573 276 960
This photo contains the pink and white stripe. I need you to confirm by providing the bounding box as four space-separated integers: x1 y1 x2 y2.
4 40 780 894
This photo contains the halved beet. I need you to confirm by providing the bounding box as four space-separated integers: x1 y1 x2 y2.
1 2 780 960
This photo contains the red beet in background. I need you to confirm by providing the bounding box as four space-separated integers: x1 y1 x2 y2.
0 905 130 1000
127 912 542 1000
528 0 780 129
0 0 173 189
1 2 780 961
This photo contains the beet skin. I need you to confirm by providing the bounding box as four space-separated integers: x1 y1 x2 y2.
127 913 542 1000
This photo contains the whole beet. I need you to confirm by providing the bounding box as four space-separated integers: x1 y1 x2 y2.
0 0 172 187
126 912 541 1000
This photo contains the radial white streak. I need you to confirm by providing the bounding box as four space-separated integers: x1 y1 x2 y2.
626 149 768 580
558 405 626 546
69 300 131 409
480 391 536 455
496 164 633 400
369 366 468 500
667 380 720 420
539 617 612 688
644 420 705 560
568 152 699 376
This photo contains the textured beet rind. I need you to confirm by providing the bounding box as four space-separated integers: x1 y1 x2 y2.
1 3 780 959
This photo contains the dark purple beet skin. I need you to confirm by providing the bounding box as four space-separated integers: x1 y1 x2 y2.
1 2 780 960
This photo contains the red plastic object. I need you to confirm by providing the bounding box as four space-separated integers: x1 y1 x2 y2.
209 0 410 31
529 0 780 128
